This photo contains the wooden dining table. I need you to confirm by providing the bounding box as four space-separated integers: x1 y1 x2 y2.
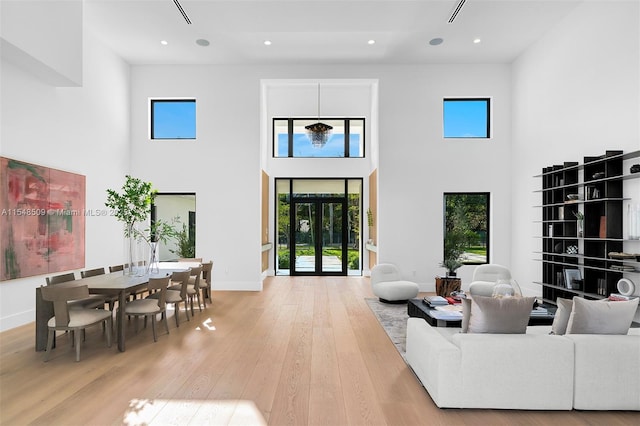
35 262 198 353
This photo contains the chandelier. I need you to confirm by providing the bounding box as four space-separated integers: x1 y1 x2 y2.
305 84 332 148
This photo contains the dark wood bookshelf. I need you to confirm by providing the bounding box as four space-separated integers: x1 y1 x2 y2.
536 150 640 304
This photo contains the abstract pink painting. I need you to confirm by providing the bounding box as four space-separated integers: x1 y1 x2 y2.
0 157 85 281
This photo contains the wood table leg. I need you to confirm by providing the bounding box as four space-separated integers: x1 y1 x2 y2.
117 291 126 351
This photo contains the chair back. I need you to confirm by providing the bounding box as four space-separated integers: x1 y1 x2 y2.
471 264 511 282
171 269 191 299
41 284 89 327
190 266 203 290
80 267 105 278
147 276 170 308
46 272 76 286
371 263 402 285
109 264 124 273
201 261 213 285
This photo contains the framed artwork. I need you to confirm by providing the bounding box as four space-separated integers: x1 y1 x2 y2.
0 157 85 281
564 269 582 290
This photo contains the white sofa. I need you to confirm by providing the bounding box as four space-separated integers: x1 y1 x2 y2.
406 318 640 410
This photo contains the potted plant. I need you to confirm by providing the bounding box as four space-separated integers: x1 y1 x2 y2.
436 229 469 297
105 175 178 274
440 229 468 277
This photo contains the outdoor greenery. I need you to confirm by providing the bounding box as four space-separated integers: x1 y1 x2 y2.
171 222 196 258
278 247 359 270
442 193 489 274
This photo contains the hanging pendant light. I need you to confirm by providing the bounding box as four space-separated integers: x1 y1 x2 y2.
305 84 332 148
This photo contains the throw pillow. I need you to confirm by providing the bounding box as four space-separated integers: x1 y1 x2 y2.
467 295 536 334
550 297 573 335
566 297 639 334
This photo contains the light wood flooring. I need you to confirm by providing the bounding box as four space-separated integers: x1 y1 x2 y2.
1 276 638 425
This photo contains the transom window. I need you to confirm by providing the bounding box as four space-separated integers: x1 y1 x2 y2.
443 98 490 139
150 99 196 140
273 118 365 158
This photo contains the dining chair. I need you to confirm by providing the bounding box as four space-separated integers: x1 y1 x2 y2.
187 266 203 314
200 261 213 304
46 273 106 309
80 267 119 311
109 264 124 273
169 265 204 314
148 269 191 327
80 267 105 278
40 284 113 362
120 276 170 342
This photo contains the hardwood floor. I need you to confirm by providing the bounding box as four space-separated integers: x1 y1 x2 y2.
1 276 637 425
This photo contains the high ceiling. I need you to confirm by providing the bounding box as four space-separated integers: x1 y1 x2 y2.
84 0 584 66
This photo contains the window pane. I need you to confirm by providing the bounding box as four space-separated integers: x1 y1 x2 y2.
349 119 365 157
443 99 489 138
151 100 196 139
292 119 345 158
273 119 289 157
292 179 345 197
272 118 365 158
443 193 489 269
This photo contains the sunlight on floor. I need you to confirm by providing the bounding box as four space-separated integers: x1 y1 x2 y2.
122 398 266 425
196 317 216 331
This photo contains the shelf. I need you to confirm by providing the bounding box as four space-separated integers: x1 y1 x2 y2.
537 149 639 305
533 258 640 274
533 251 640 265
533 197 630 207
534 282 606 300
533 150 640 177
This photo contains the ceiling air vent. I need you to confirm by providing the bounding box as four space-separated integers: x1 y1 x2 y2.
173 0 192 24
448 0 467 24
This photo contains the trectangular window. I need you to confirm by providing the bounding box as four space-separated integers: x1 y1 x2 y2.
443 192 490 266
443 98 490 138
150 99 196 140
273 118 365 158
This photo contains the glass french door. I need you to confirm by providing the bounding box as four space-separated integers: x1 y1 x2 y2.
292 199 346 275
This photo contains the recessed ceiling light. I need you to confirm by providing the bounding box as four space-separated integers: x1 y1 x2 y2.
160 40 168 46
429 37 444 46
368 39 376 45
195 39 210 47
264 40 272 46
473 38 481 44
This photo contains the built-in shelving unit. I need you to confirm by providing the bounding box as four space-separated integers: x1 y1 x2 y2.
534 150 640 305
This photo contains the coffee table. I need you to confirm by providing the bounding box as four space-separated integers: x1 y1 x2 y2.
408 298 462 327
407 298 556 328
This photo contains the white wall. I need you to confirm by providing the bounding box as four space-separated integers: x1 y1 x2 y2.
0 32 130 331
511 0 640 296
4 1 636 331
129 64 511 292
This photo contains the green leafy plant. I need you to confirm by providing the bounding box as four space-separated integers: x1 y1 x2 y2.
171 223 195 258
105 175 178 272
441 229 473 276
105 175 155 239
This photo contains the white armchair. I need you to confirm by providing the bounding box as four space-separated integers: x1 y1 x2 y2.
468 264 521 297
371 263 419 303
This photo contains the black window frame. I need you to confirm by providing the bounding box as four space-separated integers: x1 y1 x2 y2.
443 192 490 266
272 117 366 158
443 98 491 139
150 99 196 140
